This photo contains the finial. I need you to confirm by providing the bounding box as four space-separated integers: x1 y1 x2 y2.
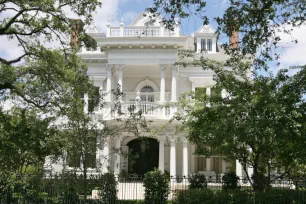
121 17 124 23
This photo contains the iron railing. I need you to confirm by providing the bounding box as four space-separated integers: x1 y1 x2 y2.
0 174 305 204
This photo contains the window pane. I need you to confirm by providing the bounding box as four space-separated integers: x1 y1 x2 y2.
88 87 100 112
207 39 212 51
67 152 81 168
201 39 206 51
85 137 97 168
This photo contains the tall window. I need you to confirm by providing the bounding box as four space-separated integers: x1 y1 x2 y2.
201 39 206 51
88 87 100 112
140 85 154 102
67 137 97 168
207 39 212 51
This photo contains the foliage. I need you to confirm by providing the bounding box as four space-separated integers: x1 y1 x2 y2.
174 189 306 204
0 108 61 173
222 171 240 190
188 174 207 189
178 67 306 191
143 169 170 204
151 0 306 70
97 173 118 204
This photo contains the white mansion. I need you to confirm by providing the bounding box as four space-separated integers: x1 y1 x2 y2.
48 12 249 179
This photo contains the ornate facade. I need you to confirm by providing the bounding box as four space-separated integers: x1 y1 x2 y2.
48 12 249 179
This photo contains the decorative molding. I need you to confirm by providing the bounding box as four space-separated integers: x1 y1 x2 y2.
86 23 100 33
117 64 124 71
134 78 160 92
106 64 113 71
160 64 168 71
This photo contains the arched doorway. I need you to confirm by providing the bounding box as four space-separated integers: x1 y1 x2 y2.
127 138 159 175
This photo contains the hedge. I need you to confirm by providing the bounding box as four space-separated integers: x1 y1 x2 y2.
173 189 306 204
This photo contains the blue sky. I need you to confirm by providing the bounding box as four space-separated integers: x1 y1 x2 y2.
1 0 306 70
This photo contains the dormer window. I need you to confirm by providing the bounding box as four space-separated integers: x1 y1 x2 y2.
200 38 212 52
207 39 212 51
201 39 206 51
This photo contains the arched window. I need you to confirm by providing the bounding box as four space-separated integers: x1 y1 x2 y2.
140 85 154 102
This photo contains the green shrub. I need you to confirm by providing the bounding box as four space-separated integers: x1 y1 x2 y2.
97 173 118 204
143 169 170 204
188 174 207 189
222 171 240 190
174 189 306 204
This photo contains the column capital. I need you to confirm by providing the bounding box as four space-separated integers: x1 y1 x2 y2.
160 64 168 71
158 136 166 142
168 135 177 142
106 64 113 71
171 64 179 72
117 64 125 71
181 137 188 143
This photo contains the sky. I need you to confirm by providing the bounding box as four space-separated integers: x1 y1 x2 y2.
0 0 306 70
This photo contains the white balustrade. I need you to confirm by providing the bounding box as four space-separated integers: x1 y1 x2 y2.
109 26 176 37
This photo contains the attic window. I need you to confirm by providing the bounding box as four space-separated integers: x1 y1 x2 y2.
200 39 212 52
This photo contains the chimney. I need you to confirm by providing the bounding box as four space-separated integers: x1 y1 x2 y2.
229 21 239 49
70 19 82 48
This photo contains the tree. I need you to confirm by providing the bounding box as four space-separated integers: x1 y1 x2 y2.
150 0 306 69
0 0 100 173
0 108 61 173
178 63 306 191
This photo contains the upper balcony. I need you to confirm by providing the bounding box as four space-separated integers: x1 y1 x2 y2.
86 12 186 50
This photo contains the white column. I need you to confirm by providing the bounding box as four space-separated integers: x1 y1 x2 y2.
190 145 195 174
158 137 165 173
106 65 112 102
106 19 111 37
206 87 211 96
206 158 211 171
98 81 104 112
83 93 88 113
222 158 227 174
160 65 167 102
120 17 124 37
114 137 121 175
236 160 243 179
117 65 124 93
170 138 176 179
171 66 178 102
182 139 188 177
102 138 110 173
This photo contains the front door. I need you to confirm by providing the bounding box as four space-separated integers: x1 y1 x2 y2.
127 138 159 175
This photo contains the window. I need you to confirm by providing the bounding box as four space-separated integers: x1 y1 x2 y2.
207 39 212 51
67 151 81 168
140 85 154 102
211 157 223 175
200 38 213 52
201 39 206 51
195 156 207 171
88 87 100 112
67 137 97 168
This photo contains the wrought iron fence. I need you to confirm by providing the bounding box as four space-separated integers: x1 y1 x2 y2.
0 173 305 204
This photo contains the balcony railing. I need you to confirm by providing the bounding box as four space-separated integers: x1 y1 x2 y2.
108 26 177 37
111 101 170 118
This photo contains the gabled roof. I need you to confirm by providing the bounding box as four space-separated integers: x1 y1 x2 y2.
85 22 100 33
129 12 163 27
193 24 217 36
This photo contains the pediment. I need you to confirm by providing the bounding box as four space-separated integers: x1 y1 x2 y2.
195 24 216 34
129 12 163 27
85 23 100 33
